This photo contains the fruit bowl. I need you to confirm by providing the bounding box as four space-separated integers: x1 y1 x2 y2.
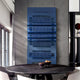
38 60 51 68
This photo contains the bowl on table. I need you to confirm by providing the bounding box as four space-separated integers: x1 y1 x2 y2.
38 60 51 68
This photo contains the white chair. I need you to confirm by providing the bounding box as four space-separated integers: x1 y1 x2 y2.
0 71 10 80
17 75 36 80
67 68 80 80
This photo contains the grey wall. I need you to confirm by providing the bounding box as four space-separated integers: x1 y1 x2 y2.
13 0 69 65
0 0 10 28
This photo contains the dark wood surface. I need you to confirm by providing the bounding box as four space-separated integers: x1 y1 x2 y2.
7 64 74 75
0 67 14 75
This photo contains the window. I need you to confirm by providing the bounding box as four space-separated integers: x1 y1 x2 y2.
0 26 9 67
2 29 9 67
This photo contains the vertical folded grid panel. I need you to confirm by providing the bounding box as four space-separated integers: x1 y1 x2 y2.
27 7 56 64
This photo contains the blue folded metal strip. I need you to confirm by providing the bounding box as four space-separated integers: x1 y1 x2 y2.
28 40 56 47
27 23 56 26
27 26 56 32
28 39 56 42
27 17 56 25
28 34 56 37
29 52 55 59
27 32 56 34
28 37 56 39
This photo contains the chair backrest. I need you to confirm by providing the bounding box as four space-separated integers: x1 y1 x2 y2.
0 66 12 80
67 69 80 80
17 75 36 80
0 71 10 80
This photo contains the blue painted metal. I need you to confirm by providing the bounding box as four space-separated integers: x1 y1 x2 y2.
27 7 56 64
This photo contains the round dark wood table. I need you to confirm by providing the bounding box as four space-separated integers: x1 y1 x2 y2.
6 64 74 80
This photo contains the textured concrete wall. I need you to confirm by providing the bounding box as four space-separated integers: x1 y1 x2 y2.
13 0 69 65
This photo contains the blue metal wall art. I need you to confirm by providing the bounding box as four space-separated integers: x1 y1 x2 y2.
27 7 56 64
